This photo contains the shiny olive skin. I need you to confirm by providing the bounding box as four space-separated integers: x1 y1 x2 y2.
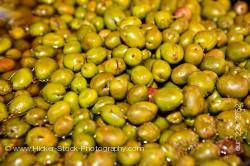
71 73 87 94
73 119 97 136
92 96 115 114
9 94 35 115
25 108 46 126
0 80 12 95
64 151 86 166
104 58 126 75
81 62 98 78
153 86 183 112
187 71 215 96
127 85 148 104
26 127 57 147
226 41 250 63
194 114 216 138
104 5 125 31
63 53 85 72
54 115 74 136
86 47 107 65
167 129 199 153
117 140 142 165
124 47 143 66
139 144 166 166
208 98 239 114
110 76 128 100
151 60 171 83
194 30 217 51
184 43 204 65
11 68 33 90
0 102 8 121
217 110 247 139
34 57 58 80
217 74 248 98
120 25 146 48
138 122 160 143
41 83 66 103
127 101 158 125
36 150 60 165
90 72 114 96
100 104 126 127
145 27 162 50
192 142 220 161
73 133 95 153
130 66 153 86
156 42 184 64
47 101 71 124
4 118 30 138
79 88 98 108
50 68 74 86
2 151 35 166
95 125 127 147
181 85 205 117
87 151 115 166
171 63 198 85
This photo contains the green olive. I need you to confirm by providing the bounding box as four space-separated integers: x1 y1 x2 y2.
34 57 58 80
47 101 71 124
79 88 98 108
120 25 146 48
194 114 216 138
127 101 158 125
156 42 184 64
95 125 127 147
11 68 33 90
41 83 66 103
9 94 35 115
26 127 57 148
153 86 183 112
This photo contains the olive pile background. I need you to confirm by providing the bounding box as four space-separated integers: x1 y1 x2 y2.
1 0 250 165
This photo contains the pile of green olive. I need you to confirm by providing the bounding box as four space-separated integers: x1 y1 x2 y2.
1 0 250 165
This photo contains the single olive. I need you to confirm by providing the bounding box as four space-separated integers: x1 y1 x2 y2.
64 151 86 166
11 68 33 90
109 76 128 100
47 101 71 124
50 68 74 87
54 115 74 136
120 25 146 48
25 108 46 126
139 144 166 166
192 142 220 161
41 83 66 103
194 114 216 138
117 140 142 165
217 110 247 139
63 53 85 72
92 96 115 114
154 11 172 29
9 94 35 115
79 88 98 108
26 127 57 147
217 74 248 98
81 62 98 78
36 150 59 165
73 133 95 153
226 41 250 63
153 86 183 112
127 101 158 125
71 73 88 94
130 66 153 86
156 42 184 64
4 118 30 138
0 80 12 95
138 122 160 143
101 104 126 127
73 119 97 136
0 102 8 121
3 151 35 166
181 85 205 117
86 47 108 65
87 151 115 166
95 125 127 147
187 71 215 96
124 47 143 66
171 63 198 85
104 5 125 31
34 57 58 80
